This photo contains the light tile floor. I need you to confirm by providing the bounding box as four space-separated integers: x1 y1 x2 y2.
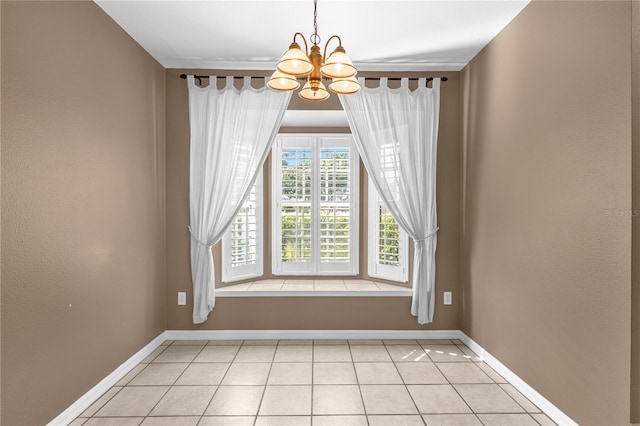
71 339 558 426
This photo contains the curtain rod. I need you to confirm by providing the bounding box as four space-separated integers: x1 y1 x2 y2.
179 73 448 85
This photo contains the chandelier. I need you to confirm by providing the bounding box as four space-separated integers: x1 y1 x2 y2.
267 0 361 101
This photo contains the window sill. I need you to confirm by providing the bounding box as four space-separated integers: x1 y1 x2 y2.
216 279 412 298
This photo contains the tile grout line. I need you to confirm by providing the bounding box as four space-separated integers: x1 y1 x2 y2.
382 342 428 426
429 349 483 424
346 341 370 426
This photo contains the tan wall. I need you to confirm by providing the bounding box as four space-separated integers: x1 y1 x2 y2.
1 2 166 425
166 69 461 330
460 1 632 425
632 0 640 422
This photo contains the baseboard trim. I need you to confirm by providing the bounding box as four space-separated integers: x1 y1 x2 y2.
458 332 578 426
165 329 460 340
47 332 167 426
50 329 577 426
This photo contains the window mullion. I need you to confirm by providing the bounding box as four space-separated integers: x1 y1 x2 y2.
311 136 321 273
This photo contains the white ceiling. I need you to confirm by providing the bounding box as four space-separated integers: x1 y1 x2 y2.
95 0 530 72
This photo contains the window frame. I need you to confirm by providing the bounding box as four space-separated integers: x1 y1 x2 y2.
221 170 264 283
272 134 359 276
367 177 409 283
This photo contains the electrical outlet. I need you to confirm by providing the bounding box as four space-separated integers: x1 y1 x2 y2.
443 291 452 305
178 292 187 306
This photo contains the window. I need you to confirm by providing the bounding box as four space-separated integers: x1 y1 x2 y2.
221 172 263 282
368 178 409 282
272 134 359 275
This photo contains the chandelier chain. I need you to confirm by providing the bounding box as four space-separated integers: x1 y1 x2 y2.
311 0 320 45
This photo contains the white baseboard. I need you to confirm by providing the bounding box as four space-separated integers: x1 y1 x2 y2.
47 332 167 426
164 329 460 341
49 329 577 426
458 332 578 426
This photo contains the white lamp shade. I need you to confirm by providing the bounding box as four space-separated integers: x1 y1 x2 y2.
277 44 313 76
329 75 361 95
320 49 356 79
267 70 301 91
299 81 330 101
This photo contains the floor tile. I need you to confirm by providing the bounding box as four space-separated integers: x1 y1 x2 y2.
207 340 245 346
234 345 276 362
354 362 403 384
423 345 470 363
349 345 392 362
278 339 313 345
274 345 312 362
142 346 167 363
311 415 367 425
477 364 508 383
68 418 88 426
258 385 312 415
476 413 539 425
153 346 202 363
83 418 144 426
198 417 255 425
175 363 229 385
204 386 264 416
436 363 493 384
531 413 558 426
456 345 483 362
454 384 525 413
194 346 240 363
418 339 455 345
171 340 207 346
313 362 358 384
383 339 419 345
140 416 200 425
268 362 312 385
360 385 418 415
407 385 471 414
95 386 169 417
451 340 464 345
314 345 352 362
243 340 279 345
367 415 424 425
80 387 122 417
386 344 430 362
221 363 271 385
150 385 216 416
499 384 541 412
348 339 383 345
312 385 365 415
422 414 483 425
115 364 146 386
255 416 311 426
129 363 188 386
395 362 448 384
314 339 348 345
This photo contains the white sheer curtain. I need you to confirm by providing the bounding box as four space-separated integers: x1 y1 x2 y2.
188 75 291 324
339 77 440 324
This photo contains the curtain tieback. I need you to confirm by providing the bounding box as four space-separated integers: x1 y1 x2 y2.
414 227 439 243
188 226 213 249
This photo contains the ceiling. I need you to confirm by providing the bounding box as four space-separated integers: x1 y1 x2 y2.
94 0 530 72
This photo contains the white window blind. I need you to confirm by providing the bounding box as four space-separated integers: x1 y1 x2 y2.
273 134 359 275
222 172 263 282
368 177 408 282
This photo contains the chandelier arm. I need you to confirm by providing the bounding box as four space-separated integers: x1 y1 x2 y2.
323 35 343 61
293 32 309 56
